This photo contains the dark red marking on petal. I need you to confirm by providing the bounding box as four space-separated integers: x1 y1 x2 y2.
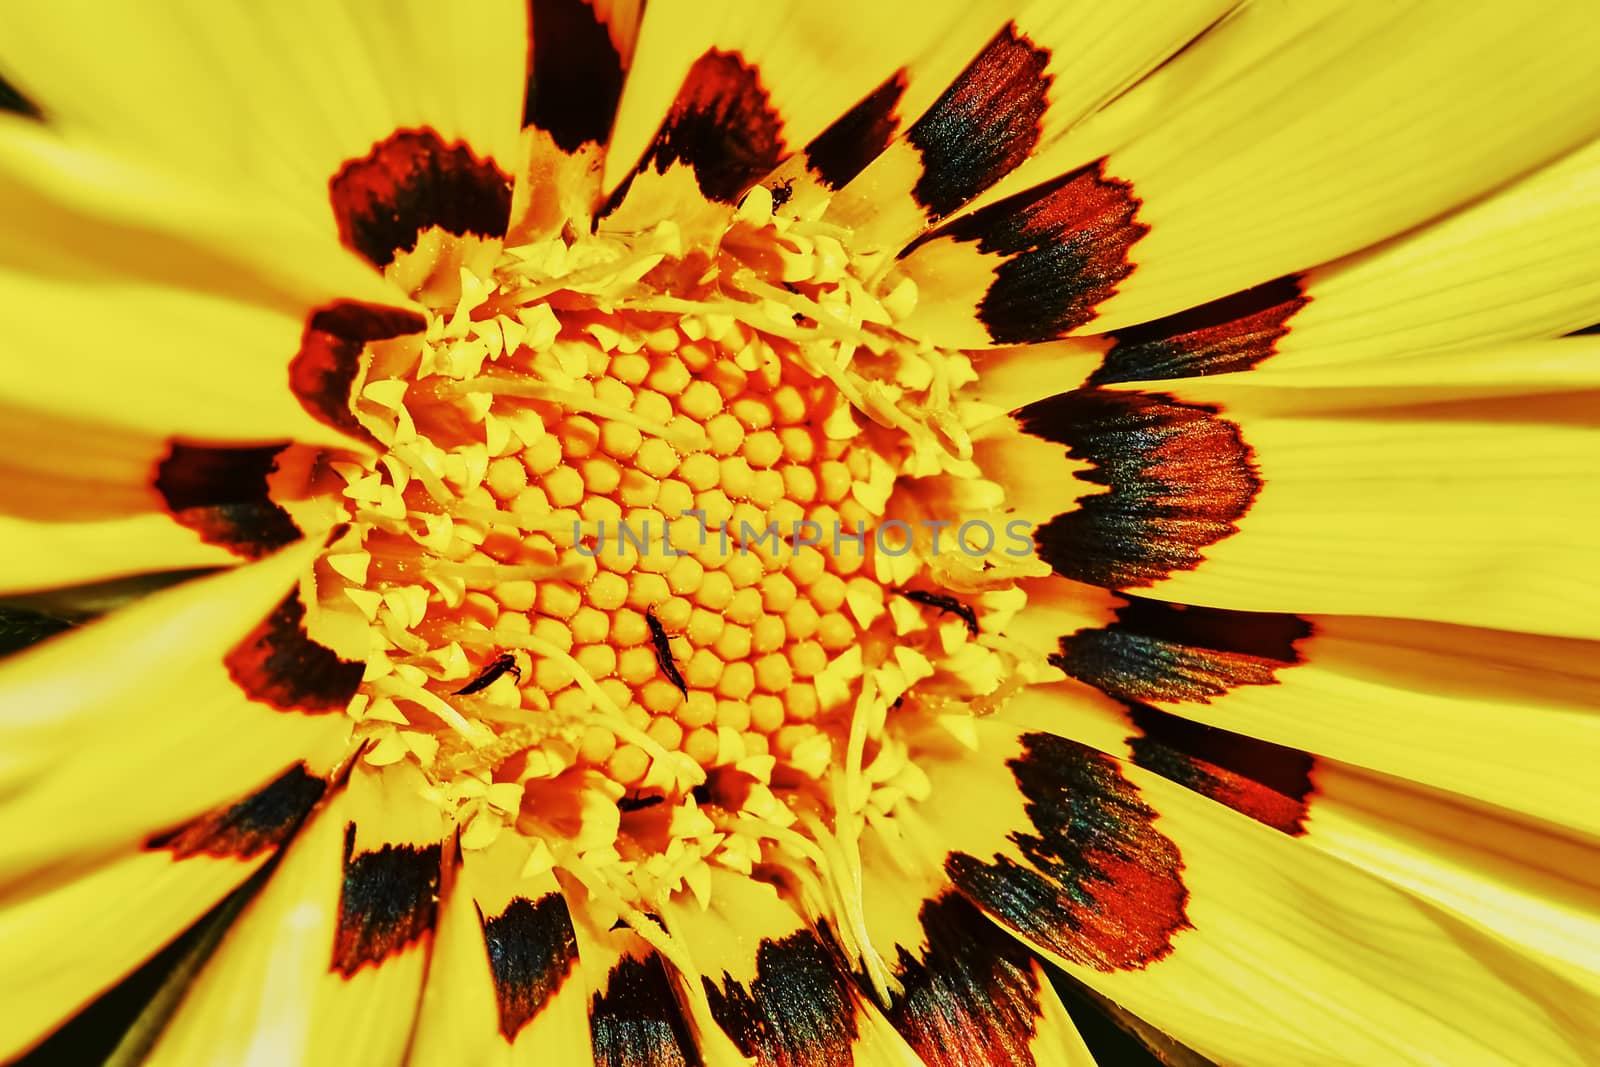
921 161 1147 345
225 591 364 713
612 50 785 209
1014 388 1258 589
590 952 704 1067
525 0 626 151
882 892 1044 1067
146 763 326 860
906 25 1051 221
704 930 857 1067
1052 596 1310 705
805 72 907 191
1091 277 1308 385
946 733 1189 971
0 69 42 120
154 443 302 559
289 300 426 441
1127 705 1314 835
329 128 512 269
481 892 580 1040
331 825 442 976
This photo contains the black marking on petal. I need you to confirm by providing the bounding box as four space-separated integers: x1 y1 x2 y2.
289 300 426 442
591 952 704 1067
146 764 326 860
883 892 1044 1067
704 930 857 1067
1127 705 1315 836
225 591 364 713
805 73 907 191
1015 388 1258 589
1090 277 1308 385
0 68 42 120
921 161 1147 345
946 733 1189 972
1052 596 1310 705
329 128 512 268
154 443 301 559
481 892 580 1040
906 25 1051 221
1569 322 1600 336
615 50 785 208
525 0 626 151
331 826 442 976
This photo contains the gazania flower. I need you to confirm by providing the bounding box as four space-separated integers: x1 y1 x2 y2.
4 2 1599 1064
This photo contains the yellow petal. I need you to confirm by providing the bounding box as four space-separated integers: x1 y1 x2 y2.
0 1 523 239
909 718 1600 1065
999 340 1600 639
0 539 355 886
900 1 1600 345
144 762 447 1067
409 836 589 1067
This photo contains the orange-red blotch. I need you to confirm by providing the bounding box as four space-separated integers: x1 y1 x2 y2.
590 952 704 1067
1015 388 1258 590
906 24 1051 221
329 128 512 269
525 0 626 151
617 50 785 207
225 591 364 713
1052 596 1309 706
1091 276 1308 385
481 892 580 1040
945 734 1189 972
922 161 1147 345
331 825 442 977
805 73 907 191
1126 706 1315 836
881 892 1048 1067
290 300 426 442
146 763 327 860
702 930 857 1067
154 442 301 559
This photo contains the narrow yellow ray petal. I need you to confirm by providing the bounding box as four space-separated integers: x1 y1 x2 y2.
0 760 334 1061
409 837 590 1067
1307 763 1600 996
0 540 355 886
908 718 1600 1066
0 1 524 237
601 0 1004 202
144 763 447 1067
1044 599 1600 840
828 0 1234 255
997 339 1600 639
900 0 1600 345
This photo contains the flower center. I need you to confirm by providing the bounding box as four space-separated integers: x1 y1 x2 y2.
310 187 1042 979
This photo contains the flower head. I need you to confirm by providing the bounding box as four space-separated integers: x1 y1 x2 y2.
3 3 1599 1066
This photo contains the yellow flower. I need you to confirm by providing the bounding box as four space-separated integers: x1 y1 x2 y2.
2 2 1599 1066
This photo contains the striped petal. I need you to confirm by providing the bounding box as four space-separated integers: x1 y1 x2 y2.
0 540 357 888
144 762 447 1067
896 0 1600 346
